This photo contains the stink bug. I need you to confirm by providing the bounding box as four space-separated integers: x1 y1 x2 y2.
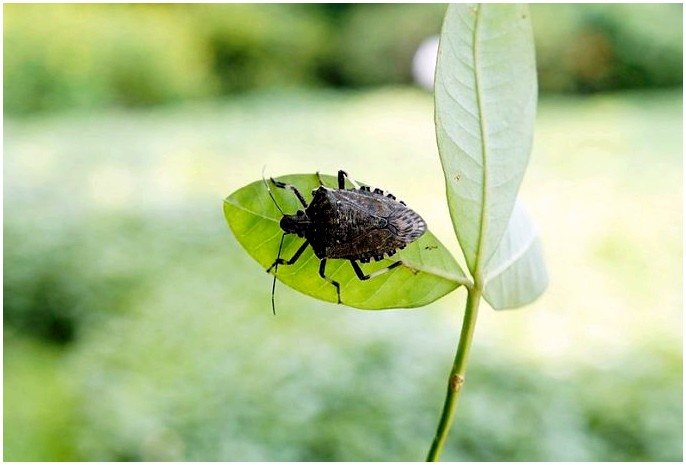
266 170 427 313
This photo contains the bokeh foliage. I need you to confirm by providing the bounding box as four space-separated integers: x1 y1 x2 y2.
4 4 682 114
4 88 682 461
3 3 683 461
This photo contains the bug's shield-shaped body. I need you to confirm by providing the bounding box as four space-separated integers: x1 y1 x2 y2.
307 186 426 263
268 170 427 310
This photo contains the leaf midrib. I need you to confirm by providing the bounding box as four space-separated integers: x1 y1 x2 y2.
472 4 489 285
224 198 279 223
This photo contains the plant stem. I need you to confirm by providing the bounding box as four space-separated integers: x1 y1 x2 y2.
426 286 482 461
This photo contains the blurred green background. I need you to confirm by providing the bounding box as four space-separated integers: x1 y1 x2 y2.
4 3 682 461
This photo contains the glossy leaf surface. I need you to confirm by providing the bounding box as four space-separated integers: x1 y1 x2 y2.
224 174 466 310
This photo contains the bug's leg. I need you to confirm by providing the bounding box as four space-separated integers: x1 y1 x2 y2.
270 177 308 208
315 171 326 186
338 170 360 190
337 170 348 189
350 259 403 281
267 240 309 273
319 259 341 304
268 237 310 315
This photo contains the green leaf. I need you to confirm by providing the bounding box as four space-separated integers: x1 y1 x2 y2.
482 201 548 309
223 174 467 310
435 4 538 279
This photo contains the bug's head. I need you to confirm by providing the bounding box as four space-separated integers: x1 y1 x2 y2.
280 210 310 237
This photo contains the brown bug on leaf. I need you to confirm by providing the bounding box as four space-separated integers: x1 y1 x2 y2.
266 170 427 313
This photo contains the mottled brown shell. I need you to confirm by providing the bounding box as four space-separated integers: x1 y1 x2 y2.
304 186 426 262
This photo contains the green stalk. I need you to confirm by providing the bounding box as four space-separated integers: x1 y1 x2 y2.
426 285 482 461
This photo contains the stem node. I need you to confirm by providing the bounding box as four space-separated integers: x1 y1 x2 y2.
449 374 464 392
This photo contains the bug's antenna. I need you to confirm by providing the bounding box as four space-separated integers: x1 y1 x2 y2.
262 166 284 215
271 233 286 315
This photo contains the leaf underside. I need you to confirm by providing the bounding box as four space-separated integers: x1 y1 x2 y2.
224 174 466 310
482 201 549 309
435 4 547 308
